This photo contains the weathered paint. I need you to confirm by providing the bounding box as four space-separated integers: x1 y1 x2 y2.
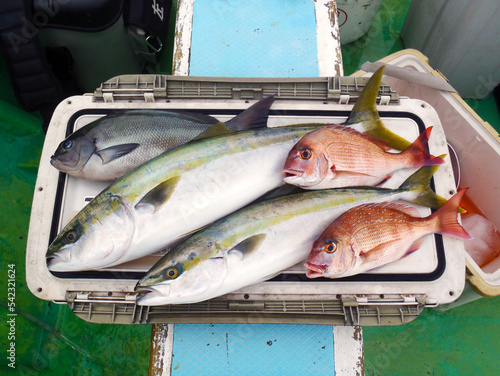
172 0 194 76
149 324 175 376
314 0 344 76
334 326 365 376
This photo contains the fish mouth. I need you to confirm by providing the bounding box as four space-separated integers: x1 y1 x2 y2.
46 249 73 271
135 285 157 294
304 262 328 277
283 168 303 179
49 155 61 167
49 155 75 171
135 285 171 306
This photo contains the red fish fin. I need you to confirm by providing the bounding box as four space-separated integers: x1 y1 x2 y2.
432 188 472 240
359 243 393 268
406 238 424 255
359 202 421 217
375 173 393 186
360 238 423 272
403 127 445 166
333 169 378 178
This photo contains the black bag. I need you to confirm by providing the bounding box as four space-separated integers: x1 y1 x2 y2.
0 0 172 132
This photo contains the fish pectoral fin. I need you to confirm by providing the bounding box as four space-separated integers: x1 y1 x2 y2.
135 176 181 213
96 143 140 164
227 233 267 261
405 238 425 256
332 168 378 179
192 122 234 140
360 238 421 270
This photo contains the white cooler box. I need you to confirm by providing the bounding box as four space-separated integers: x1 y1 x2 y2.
352 49 500 302
26 73 465 325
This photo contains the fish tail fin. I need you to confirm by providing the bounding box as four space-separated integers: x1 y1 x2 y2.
225 96 275 130
432 188 472 240
399 163 448 210
344 66 411 151
402 126 445 166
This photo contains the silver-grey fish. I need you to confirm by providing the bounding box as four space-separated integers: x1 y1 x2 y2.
135 165 447 306
50 96 275 181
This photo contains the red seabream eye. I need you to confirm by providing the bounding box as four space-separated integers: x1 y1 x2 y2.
324 240 337 253
300 148 312 160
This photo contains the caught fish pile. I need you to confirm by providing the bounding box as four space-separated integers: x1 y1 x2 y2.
46 66 469 306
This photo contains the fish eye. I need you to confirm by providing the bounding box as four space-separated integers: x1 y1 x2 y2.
65 231 78 243
299 148 312 160
164 266 179 279
62 139 73 149
324 240 337 253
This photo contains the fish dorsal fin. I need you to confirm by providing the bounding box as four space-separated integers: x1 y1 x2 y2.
345 66 385 125
227 233 267 261
225 96 275 130
96 143 140 164
282 122 330 128
327 124 391 150
343 65 412 151
168 110 221 124
192 122 235 140
358 202 421 217
135 176 180 213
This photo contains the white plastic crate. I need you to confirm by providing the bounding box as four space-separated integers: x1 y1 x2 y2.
26 74 464 325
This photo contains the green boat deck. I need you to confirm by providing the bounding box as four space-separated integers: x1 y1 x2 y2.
1 1 499 375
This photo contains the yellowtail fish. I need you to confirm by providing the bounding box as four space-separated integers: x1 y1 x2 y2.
46 124 324 272
305 189 471 279
135 165 448 305
50 97 274 181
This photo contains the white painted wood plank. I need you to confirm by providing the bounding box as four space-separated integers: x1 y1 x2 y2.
172 0 195 76
313 0 344 76
334 326 364 376
149 324 175 376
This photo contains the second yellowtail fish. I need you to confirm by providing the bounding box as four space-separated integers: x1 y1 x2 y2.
135 165 448 305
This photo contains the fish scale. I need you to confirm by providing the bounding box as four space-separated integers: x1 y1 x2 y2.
284 125 444 190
